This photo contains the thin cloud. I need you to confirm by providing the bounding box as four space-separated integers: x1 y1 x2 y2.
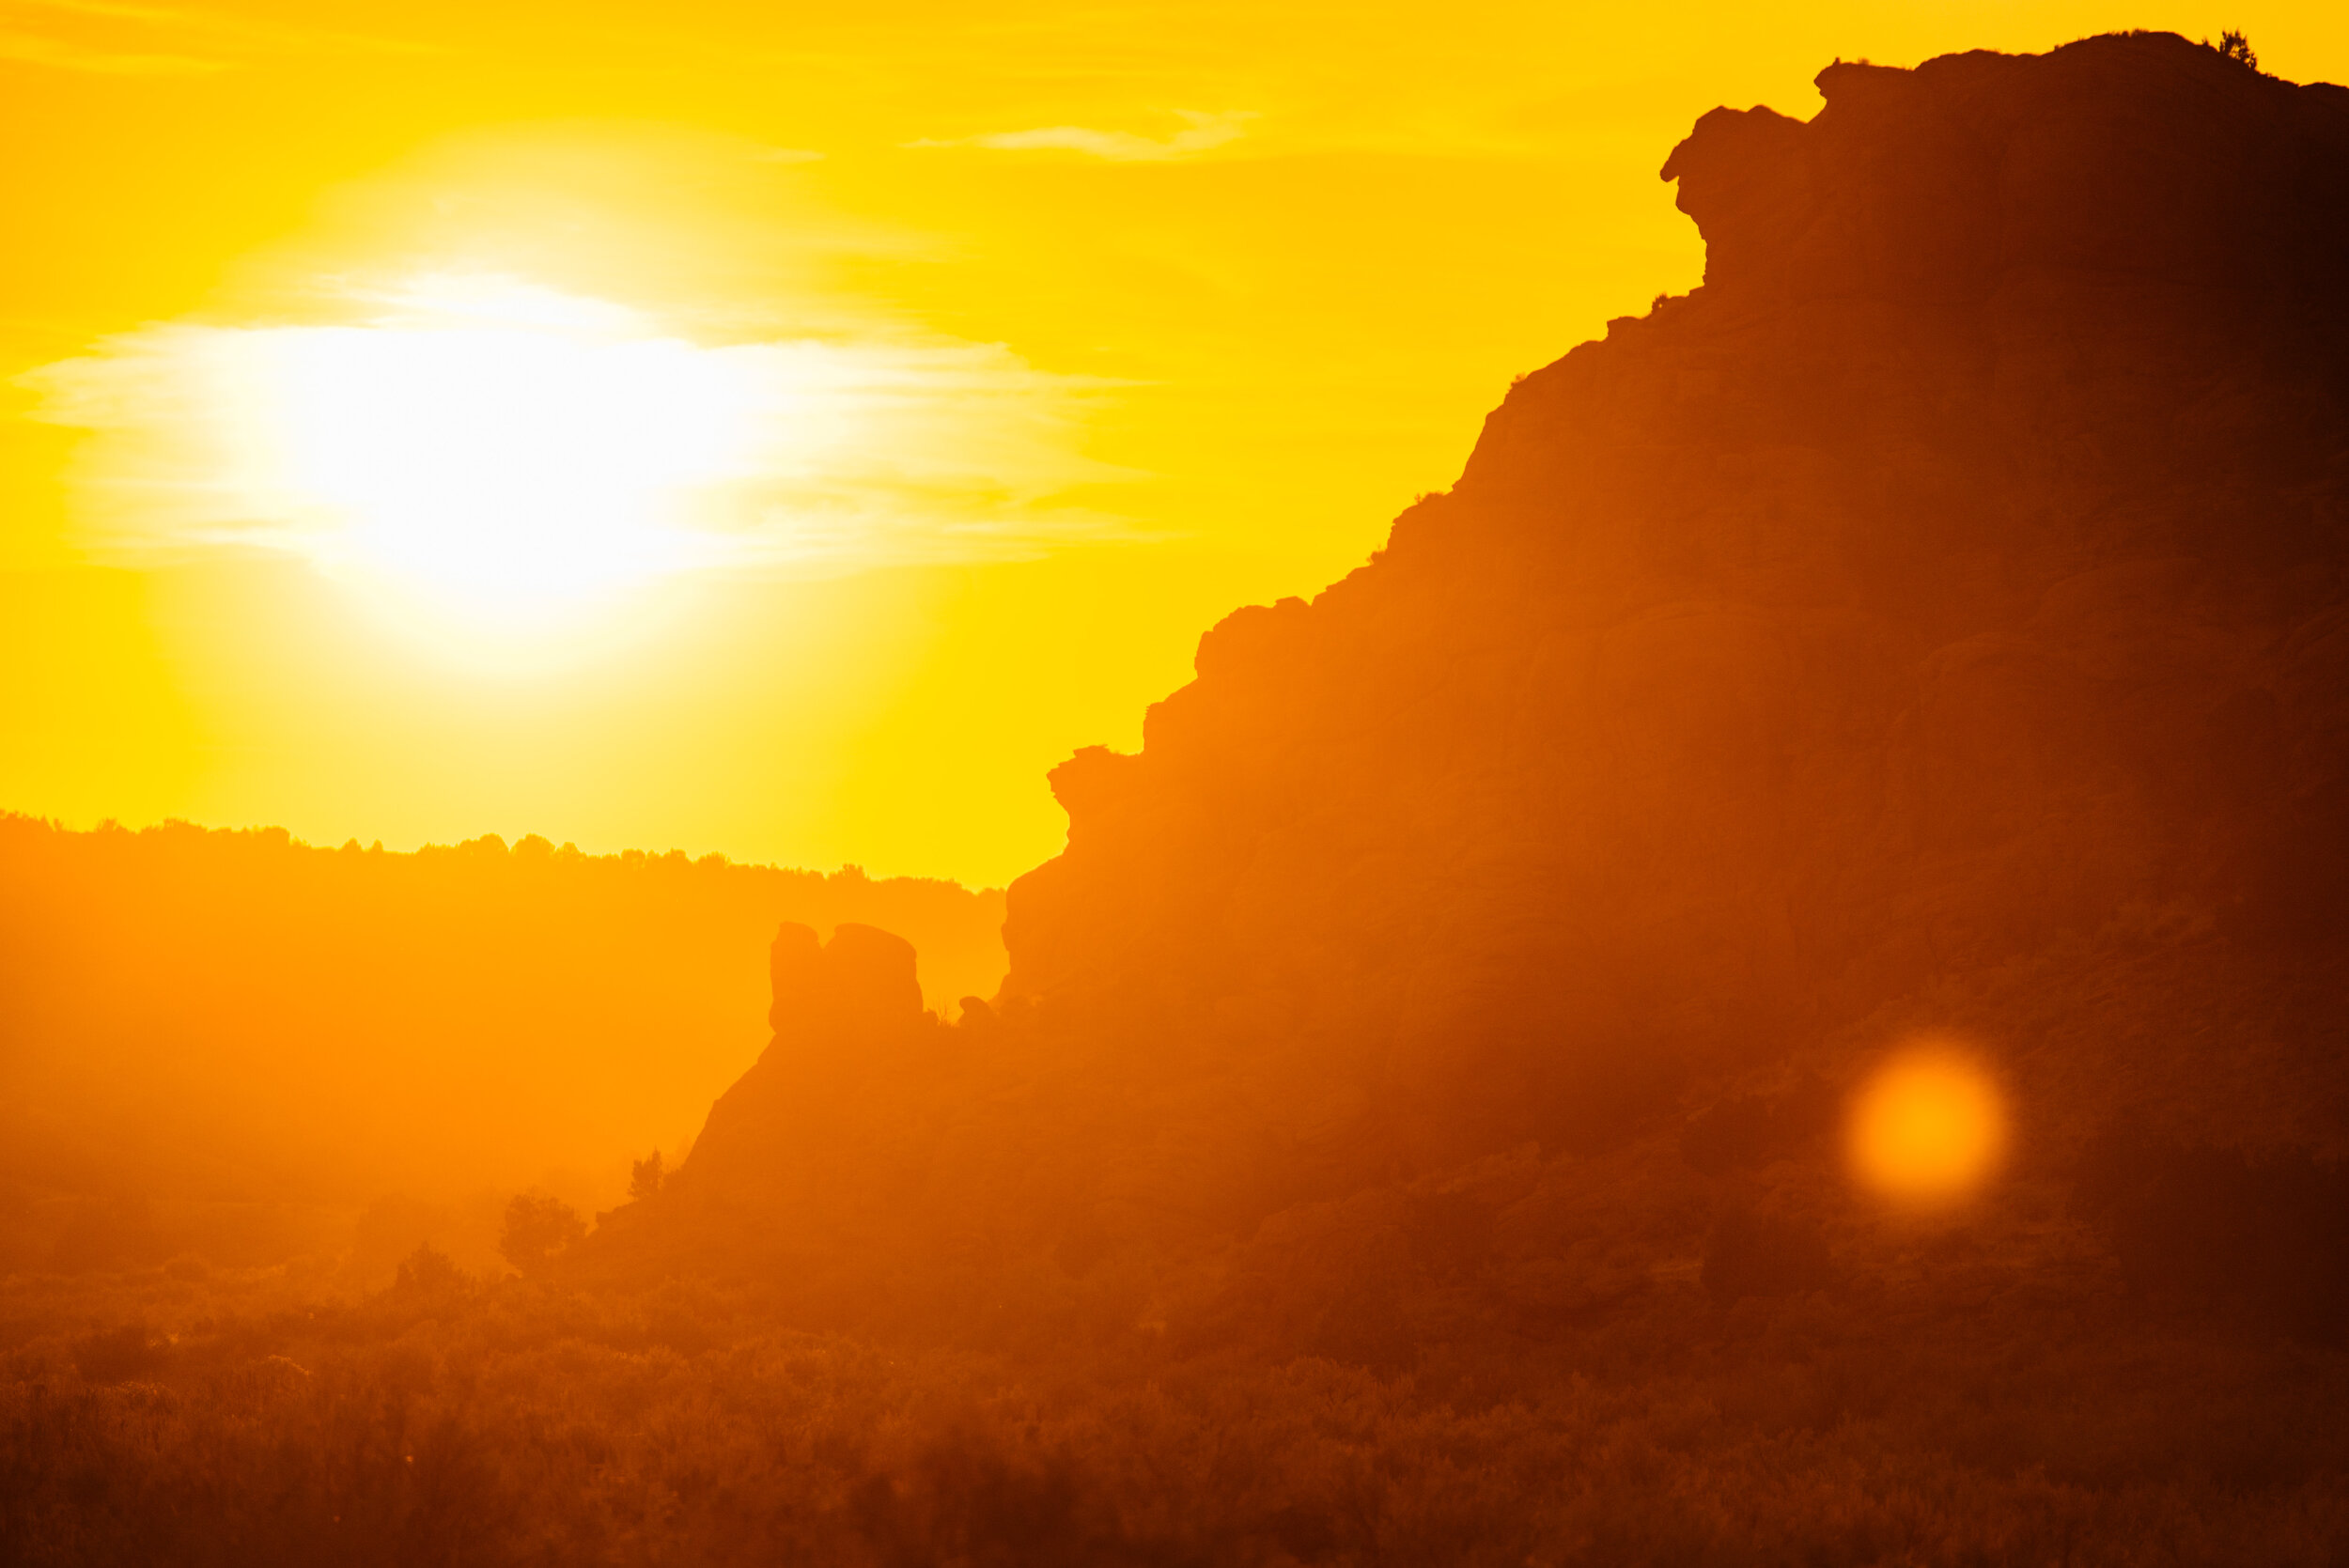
16 275 1143 592
13 0 218 23
910 110 1254 163
0 0 434 72
0 24 220 70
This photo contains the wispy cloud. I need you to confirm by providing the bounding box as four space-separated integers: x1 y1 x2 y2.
0 23 220 71
16 275 1141 602
0 0 432 73
15 0 215 23
910 110 1255 163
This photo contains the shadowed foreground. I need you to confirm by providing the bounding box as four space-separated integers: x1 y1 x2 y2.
4 1260 2346 1565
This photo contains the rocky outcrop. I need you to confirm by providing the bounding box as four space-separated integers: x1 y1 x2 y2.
769 922 925 1041
627 36 2349 1312
664 924 939 1212
998 32 2349 1164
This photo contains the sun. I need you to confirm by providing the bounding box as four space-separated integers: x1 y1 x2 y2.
25 264 1123 664
241 274 763 627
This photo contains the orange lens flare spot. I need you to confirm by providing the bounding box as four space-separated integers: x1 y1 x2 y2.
1845 1043 2009 1207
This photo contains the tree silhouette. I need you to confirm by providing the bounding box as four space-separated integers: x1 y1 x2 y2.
393 1243 469 1296
629 1150 664 1201
499 1193 584 1273
2216 30 2258 70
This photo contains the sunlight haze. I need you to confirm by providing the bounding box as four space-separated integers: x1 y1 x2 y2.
6 0 2346 883
10 14 2349 1554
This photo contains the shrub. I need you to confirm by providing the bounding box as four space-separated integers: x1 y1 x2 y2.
629 1151 664 1202
393 1243 471 1296
1703 1210 1835 1303
497 1194 584 1275
2076 1130 2349 1341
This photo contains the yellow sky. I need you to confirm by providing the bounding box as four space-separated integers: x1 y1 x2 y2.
5 0 2345 887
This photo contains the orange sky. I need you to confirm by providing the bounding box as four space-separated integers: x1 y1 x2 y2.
6 0 2346 888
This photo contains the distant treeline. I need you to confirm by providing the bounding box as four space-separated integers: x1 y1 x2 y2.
0 815 1005 1273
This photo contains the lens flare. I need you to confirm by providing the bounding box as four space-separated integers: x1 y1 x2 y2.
1844 1041 2008 1207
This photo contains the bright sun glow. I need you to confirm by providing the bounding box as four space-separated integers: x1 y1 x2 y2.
1844 1040 2009 1208
23 271 1125 650
253 276 760 621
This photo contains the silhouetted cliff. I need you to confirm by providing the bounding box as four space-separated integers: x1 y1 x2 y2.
627 35 2349 1345
999 32 2349 1166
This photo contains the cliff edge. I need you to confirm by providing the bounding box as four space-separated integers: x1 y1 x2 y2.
613 35 2349 1344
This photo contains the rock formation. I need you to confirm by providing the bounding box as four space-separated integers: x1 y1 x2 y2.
659 924 940 1240
625 34 2349 1338
767 922 926 1041
1000 32 2349 1164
